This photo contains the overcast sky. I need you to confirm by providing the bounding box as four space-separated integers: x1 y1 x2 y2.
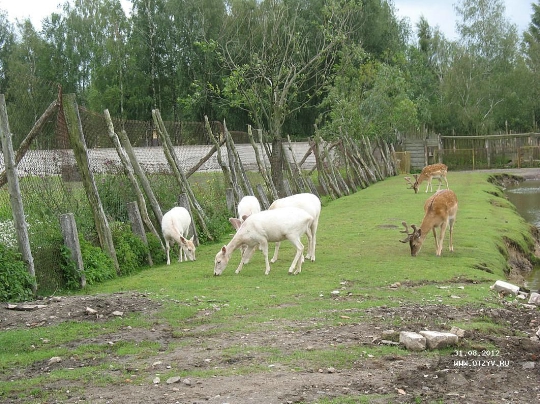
0 0 535 39
394 0 534 39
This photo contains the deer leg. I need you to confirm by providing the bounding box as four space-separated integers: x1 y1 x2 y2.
165 240 171 265
431 228 440 255
236 245 256 274
179 247 184 262
437 222 449 256
257 241 271 275
287 237 305 275
305 224 315 261
270 242 281 263
437 177 443 191
426 179 431 192
448 218 455 252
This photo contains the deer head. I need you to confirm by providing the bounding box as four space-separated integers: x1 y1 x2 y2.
404 175 420 193
400 222 423 256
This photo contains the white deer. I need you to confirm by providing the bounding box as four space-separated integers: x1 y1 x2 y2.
268 193 321 262
214 207 313 276
161 207 196 265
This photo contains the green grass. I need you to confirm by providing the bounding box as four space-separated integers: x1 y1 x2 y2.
89 171 533 331
0 171 536 402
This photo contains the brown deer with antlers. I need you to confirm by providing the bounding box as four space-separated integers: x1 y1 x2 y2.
400 189 458 256
404 163 449 194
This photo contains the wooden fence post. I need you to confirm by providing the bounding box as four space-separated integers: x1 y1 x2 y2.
0 94 37 294
178 193 199 246
127 201 153 266
226 188 236 215
105 110 163 250
59 213 86 288
62 93 120 274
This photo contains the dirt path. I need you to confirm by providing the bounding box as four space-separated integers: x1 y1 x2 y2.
1 292 539 404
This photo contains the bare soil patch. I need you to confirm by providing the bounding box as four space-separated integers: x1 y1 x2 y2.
1 290 539 404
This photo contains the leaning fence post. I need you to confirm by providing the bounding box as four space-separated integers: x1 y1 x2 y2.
62 93 120 274
59 213 85 288
0 94 37 295
178 193 199 246
127 201 153 266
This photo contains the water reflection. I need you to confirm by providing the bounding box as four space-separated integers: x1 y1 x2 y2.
505 180 540 291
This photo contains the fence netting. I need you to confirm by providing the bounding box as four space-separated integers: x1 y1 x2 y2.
1 81 398 295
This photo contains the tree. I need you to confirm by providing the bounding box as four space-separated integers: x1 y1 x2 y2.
441 0 521 134
523 1 540 130
0 10 15 95
216 0 361 195
5 20 55 147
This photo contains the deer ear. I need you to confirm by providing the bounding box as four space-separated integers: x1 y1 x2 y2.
416 229 422 237
221 246 227 254
229 218 242 230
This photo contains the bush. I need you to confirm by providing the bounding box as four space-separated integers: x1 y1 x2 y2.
111 222 149 276
79 237 117 286
147 232 166 265
0 244 35 302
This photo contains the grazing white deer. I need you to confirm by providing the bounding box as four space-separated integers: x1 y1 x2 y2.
399 189 458 256
161 207 196 265
268 193 321 262
405 163 449 194
213 207 313 276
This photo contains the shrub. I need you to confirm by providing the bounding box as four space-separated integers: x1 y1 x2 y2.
79 237 117 285
0 244 35 302
147 232 166 265
111 222 149 276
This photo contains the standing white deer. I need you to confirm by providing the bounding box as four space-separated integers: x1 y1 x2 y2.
399 189 458 256
268 193 321 262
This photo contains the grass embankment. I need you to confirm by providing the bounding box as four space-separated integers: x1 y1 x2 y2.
0 171 535 401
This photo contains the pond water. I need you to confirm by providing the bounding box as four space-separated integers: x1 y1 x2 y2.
504 180 540 291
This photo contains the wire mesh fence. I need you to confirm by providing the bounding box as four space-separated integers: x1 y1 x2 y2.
1 81 397 295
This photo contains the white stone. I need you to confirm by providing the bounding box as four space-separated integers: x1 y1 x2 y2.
419 330 459 349
449 326 466 338
528 292 540 306
490 280 520 295
399 331 426 351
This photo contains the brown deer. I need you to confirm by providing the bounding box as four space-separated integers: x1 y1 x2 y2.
400 189 458 256
404 163 449 194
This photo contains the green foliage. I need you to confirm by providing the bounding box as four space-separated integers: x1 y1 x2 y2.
79 237 117 286
146 232 166 265
111 222 149 276
59 244 83 291
95 174 136 222
0 244 35 302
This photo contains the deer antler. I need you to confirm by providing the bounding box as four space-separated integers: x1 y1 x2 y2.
400 222 419 243
404 177 414 189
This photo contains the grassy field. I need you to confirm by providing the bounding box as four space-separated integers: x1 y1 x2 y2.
0 171 537 403
88 171 533 326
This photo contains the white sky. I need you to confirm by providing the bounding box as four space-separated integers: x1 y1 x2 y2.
0 0 535 39
0 0 132 30
394 0 534 40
